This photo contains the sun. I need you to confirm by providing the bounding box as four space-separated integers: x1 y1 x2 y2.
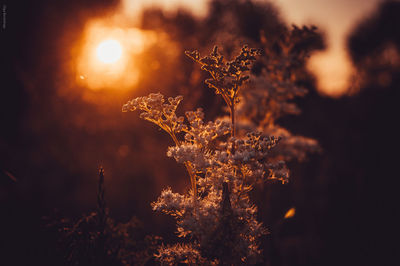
96 39 122 63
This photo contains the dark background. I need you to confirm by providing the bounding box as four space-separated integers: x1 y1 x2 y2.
1 0 399 265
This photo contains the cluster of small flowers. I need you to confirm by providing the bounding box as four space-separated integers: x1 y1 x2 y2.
232 27 321 162
122 93 187 135
185 45 261 107
166 114 288 186
167 109 231 170
237 73 306 123
155 243 209 265
184 109 231 147
264 125 319 162
235 85 320 162
152 182 266 264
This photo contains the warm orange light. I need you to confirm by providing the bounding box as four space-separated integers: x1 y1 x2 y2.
284 207 296 219
76 19 154 91
96 39 122 63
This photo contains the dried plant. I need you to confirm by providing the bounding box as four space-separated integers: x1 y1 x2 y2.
123 46 291 265
185 45 261 138
234 26 321 162
51 168 161 266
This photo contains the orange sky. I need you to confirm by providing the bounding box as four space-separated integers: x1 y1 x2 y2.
120 0 384 96
272 0 383 96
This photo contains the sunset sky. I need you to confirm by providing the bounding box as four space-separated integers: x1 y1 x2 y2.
121 0 384 95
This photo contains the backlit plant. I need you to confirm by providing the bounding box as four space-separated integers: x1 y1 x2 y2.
123 46 290 264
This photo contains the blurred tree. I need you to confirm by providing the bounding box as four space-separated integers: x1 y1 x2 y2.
348 0 400 92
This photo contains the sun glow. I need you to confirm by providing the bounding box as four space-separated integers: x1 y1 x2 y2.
96 40 123 63
76 19 157 91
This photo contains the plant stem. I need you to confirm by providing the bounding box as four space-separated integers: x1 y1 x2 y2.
230 102 235 139
169 132 197 203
